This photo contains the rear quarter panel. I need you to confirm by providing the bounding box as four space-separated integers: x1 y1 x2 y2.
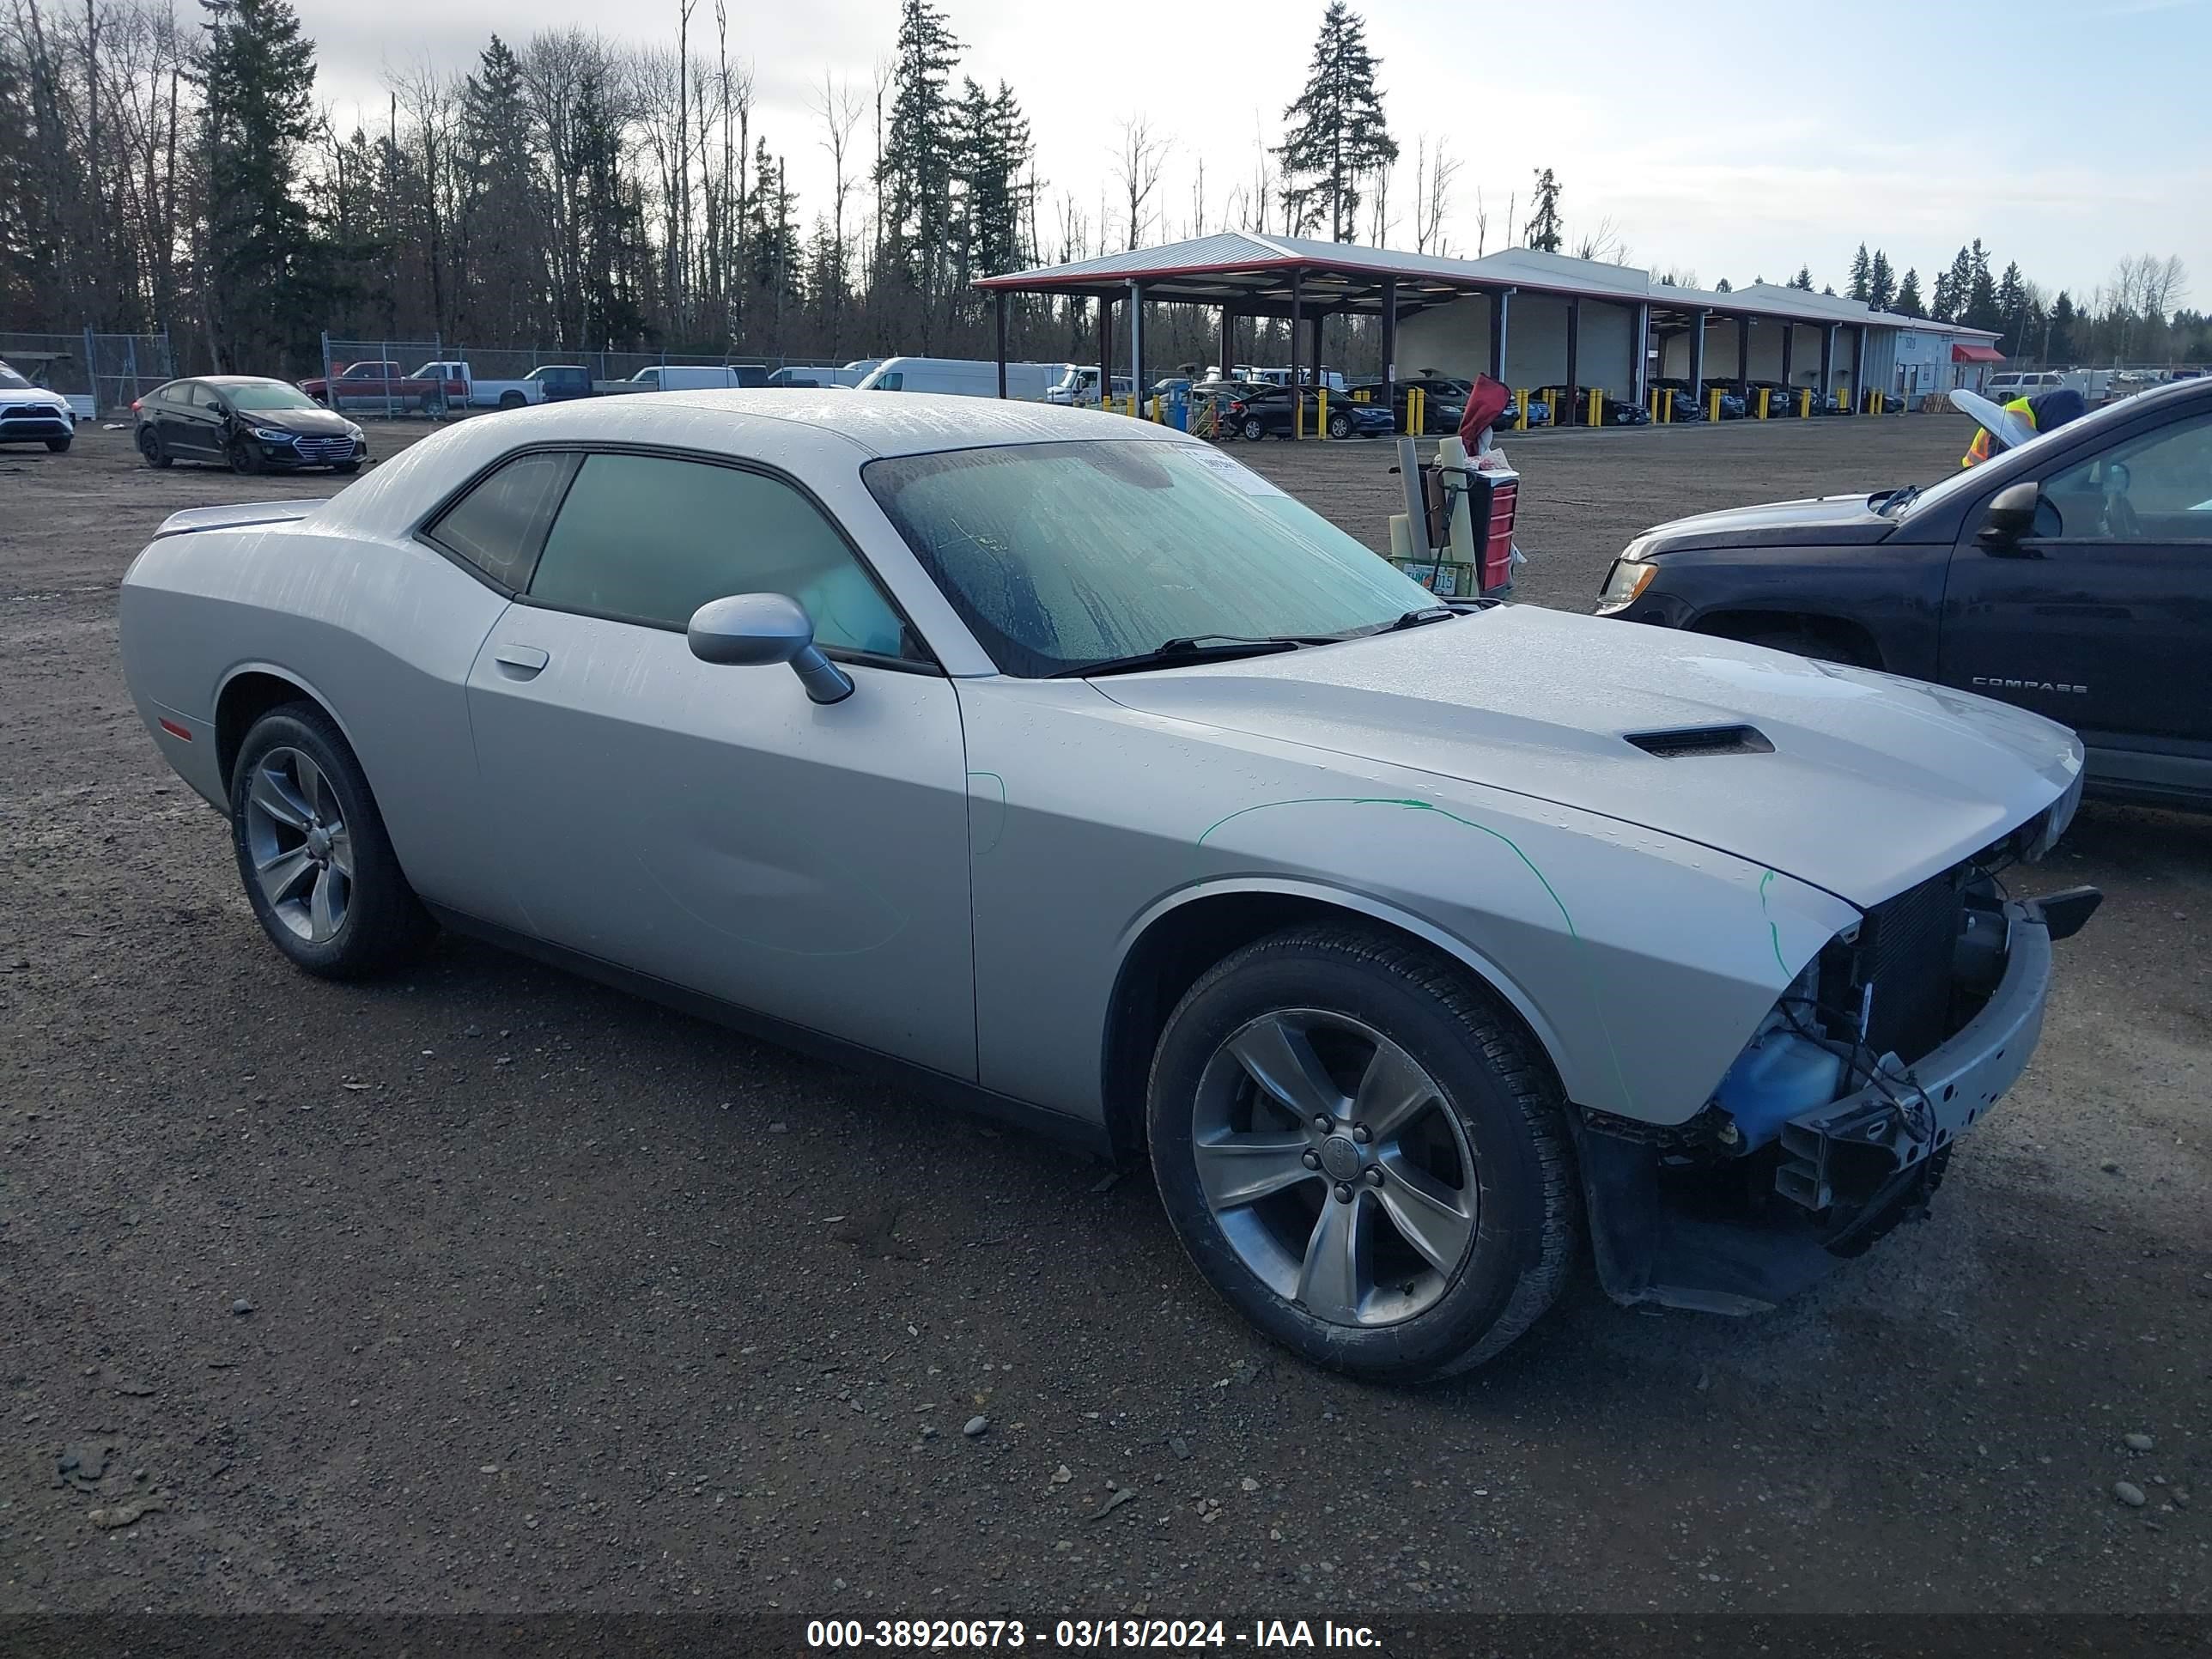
119 515 518 921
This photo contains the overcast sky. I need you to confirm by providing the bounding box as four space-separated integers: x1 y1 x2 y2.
296 0 2210 307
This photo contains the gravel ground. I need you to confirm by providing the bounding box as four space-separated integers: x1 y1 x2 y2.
2 416 2205 1622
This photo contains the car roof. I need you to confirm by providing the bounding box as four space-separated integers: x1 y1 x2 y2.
198 375 299 386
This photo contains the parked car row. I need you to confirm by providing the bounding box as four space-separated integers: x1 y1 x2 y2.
299 358 884 411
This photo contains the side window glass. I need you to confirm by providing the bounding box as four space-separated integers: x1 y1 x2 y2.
191 384 223 409
529 453 911 659
427 451 580 591
2042 412 2212 541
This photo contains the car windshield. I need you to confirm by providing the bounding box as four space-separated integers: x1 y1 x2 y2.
0 362 30 388
864 440 1443 678
226 381 319 411
1893 404 2113 519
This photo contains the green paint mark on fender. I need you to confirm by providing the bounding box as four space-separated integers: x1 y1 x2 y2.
1195 793 1633 1113
1758 868 1790 977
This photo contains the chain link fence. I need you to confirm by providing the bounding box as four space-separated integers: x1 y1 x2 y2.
316 334 868 418
1 330 175 417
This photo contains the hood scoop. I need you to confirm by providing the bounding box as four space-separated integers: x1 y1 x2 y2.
1624 723 1775 758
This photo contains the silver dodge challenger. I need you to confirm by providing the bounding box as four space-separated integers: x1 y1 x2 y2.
119 392 2099 1380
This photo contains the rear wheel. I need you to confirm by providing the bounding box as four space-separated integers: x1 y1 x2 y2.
1242 416 1265 441
229 703 434 979
497 391 526 410
1146 924 1578 1381
138 428 171 468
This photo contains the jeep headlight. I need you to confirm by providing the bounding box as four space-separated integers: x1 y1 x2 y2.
1596 538 1656 611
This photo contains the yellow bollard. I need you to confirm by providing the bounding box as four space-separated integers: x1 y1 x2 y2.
1758 388 1770 420
1317 386 1328 440
1410 386 1425 437
1588 388 1602 428
1799 389 1810 417
1546 389 1559 427
1514 388 1528 430
1709 386 1721 422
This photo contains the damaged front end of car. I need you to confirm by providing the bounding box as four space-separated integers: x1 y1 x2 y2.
1572 801 2101 1316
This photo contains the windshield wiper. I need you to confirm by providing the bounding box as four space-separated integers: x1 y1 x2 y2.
1371 605 1457 634
1054 634 1327 679
1876 483 1924 517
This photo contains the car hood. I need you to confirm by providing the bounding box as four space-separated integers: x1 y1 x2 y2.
239 406 356 435
1090 605 2081 909
3 385 70 410
1636 491 1895 552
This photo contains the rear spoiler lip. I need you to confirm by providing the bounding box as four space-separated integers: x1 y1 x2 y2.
151 500 327 540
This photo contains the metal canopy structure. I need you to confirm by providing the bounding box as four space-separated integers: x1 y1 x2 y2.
974 234 2002 422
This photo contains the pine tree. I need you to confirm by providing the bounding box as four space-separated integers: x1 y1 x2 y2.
198 0 323 369
458 36 544 341
1965 239 2000 331
875 0 962 314
1893 267 1923 318
1275 3 1396 243
1868 250 1895 311
951 77 1031 301
1789 265 1814 290
1847 243 1871 301
1526 167 1562 252
1937 244 1973 323
0 42 41 320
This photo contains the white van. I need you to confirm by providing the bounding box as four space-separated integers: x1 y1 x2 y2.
854 357 1071 401
629 364 769 391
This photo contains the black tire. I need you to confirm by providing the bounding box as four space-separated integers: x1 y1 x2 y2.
46 434 71 453
1146 924 1579 1382
138 428 172 468
228 438 263 476
331 459 360 475
229 702 435 980
497 391 526 410
1242 416 1266 441
1327 411 1352 439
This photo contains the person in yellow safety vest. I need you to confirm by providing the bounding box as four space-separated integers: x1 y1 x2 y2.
1961 386 2087 467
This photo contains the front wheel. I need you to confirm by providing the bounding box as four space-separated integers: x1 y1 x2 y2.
45 434 70 453
228 438 263 475
230 703 434 979
1327 411 1352 439
1146 924 1579 1381
331 459 360 475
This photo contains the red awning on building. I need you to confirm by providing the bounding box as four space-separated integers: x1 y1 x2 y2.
1952 343 2005 363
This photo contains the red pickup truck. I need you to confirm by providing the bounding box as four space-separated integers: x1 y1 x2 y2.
299 361 465 412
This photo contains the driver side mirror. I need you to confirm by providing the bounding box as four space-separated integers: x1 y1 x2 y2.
686 593 854 705
1978 479 2042 552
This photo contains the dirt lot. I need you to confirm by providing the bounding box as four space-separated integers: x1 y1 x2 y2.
3 416 2206 1625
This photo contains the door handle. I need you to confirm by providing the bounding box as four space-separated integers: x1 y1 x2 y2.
492 643 550 679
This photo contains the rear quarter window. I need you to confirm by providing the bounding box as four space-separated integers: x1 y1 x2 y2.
424 451 581 591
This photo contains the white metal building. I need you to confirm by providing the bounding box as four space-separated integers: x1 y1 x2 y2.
975 234 2003 416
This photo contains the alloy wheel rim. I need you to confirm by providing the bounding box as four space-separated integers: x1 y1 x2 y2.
1191 1009 1478 1328
242 746 352 944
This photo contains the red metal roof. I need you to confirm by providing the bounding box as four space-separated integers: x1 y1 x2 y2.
1952 343 2007 363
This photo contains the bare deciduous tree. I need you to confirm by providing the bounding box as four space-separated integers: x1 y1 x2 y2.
1112 115 1167 251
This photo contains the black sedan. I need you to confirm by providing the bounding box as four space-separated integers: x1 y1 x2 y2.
1534 385 1650 427
1647 379 1709 421
1594 374 2212 810
134 376 368 473
1226 384 1396 441
1345 375 1468 433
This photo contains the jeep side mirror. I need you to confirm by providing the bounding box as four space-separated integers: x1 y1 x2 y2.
1978 480 2041 551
